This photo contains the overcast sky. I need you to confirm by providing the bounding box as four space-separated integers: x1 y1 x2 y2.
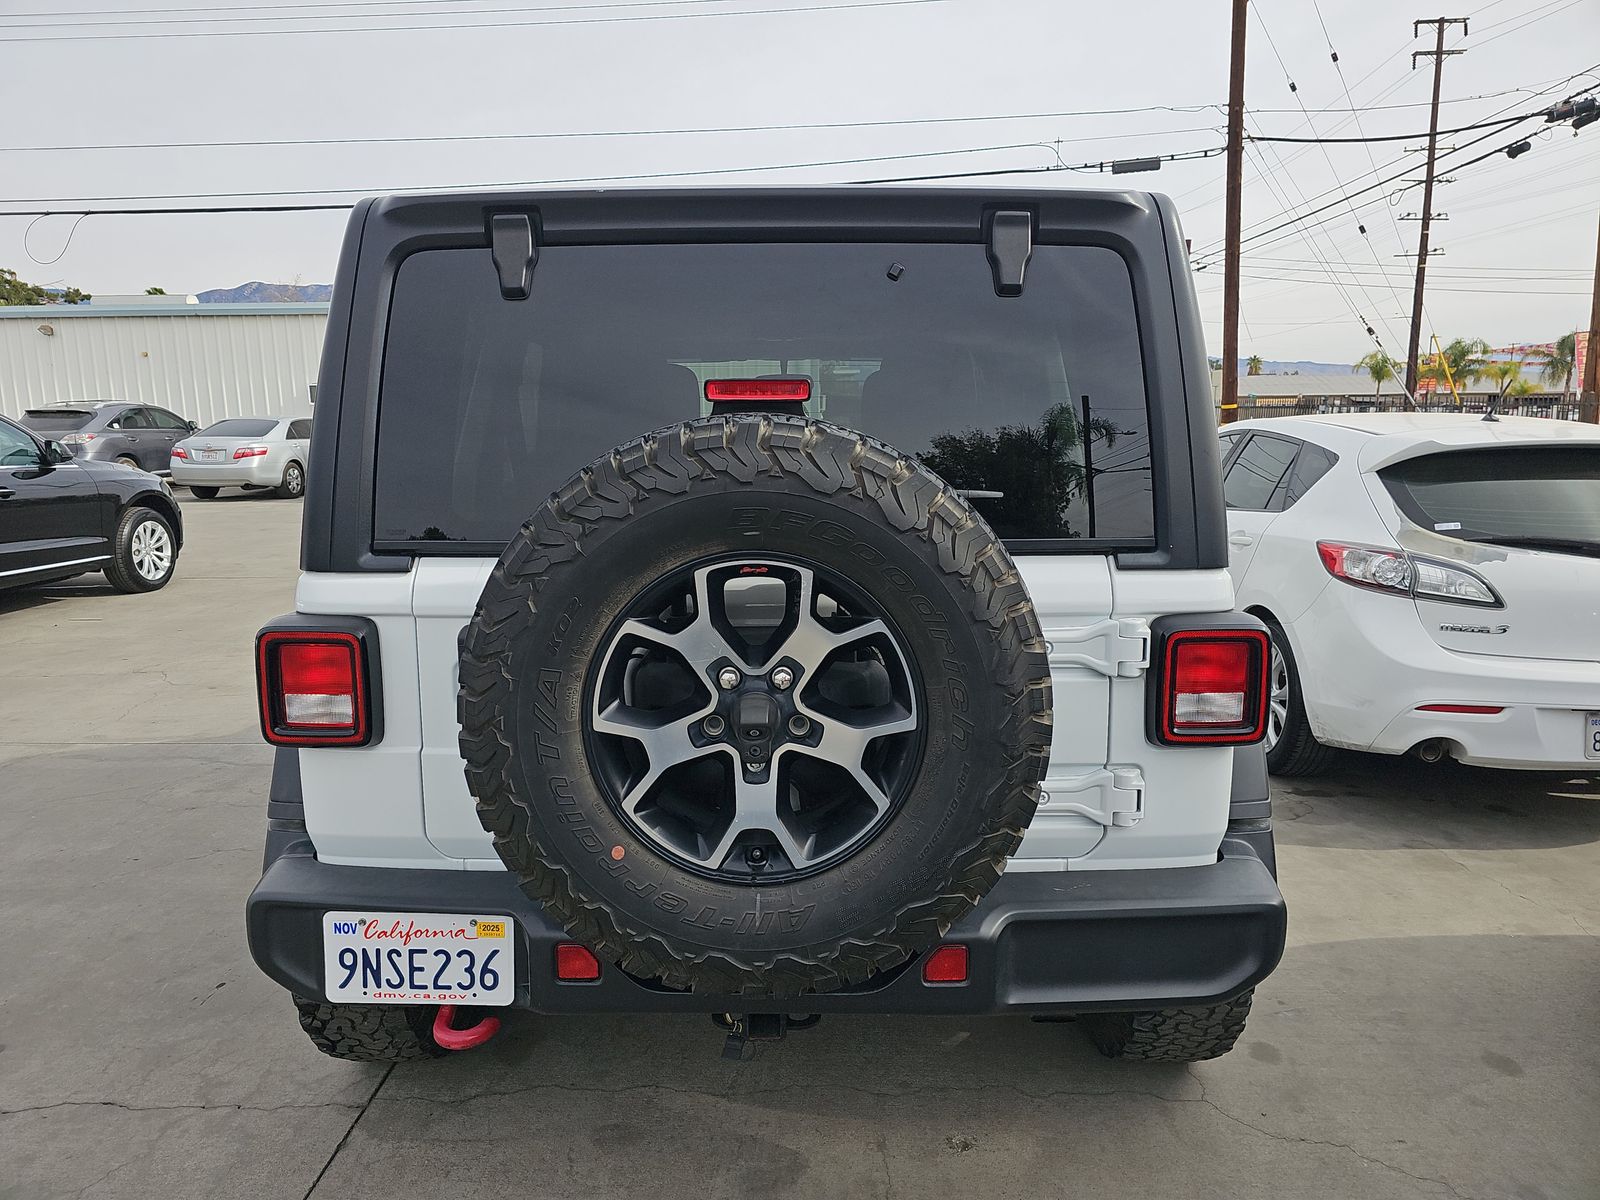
2 0 1596 364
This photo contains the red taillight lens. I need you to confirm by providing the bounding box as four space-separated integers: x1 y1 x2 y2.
172 446 188 459
555 943 602 982
1416 703 1504 714
234 445 269 459
257 631 369 746
705 378 811 403
921 944 969 984
1157 629 1269 745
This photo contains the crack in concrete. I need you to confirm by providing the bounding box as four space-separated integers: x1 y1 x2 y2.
1438 850 1599 938
1184 1067 1473 1200
875 1132 894 1200
302 1062 395 1200
0 1099 362 1118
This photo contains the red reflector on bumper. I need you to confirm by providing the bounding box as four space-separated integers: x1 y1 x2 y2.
1416 704 1505 714
555 943 601 981
921 944 968 984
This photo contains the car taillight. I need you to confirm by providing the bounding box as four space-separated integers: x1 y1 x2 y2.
234 444 269 459
172 446 188 459
1316 541 1499 606
61 433 94 445
1154 629 1269 745
705 378 811 404
257 631 370 746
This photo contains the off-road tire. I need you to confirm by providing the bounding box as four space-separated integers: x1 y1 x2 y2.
1081 990 1255 1062
275 460 305 500
293 996 445 1063
188 485 220 499
104 505 177 593
1263 618 1338 777
459 414 1052 997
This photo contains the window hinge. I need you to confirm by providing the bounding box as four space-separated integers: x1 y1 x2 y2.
1041 768 1144 827
1044 617 1151 678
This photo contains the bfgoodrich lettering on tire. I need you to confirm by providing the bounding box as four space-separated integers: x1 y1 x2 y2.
458 415 1053 996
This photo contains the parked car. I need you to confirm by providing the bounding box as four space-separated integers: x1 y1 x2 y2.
17 401 198 475
1220 412 1600 775
0 412 183 593
245 188 1285 1067
170 416 311 499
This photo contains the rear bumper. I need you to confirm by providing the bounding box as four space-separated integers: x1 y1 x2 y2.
171 456 284 487
247 840 1285 1016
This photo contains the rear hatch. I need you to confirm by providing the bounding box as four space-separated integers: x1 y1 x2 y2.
1373 443 1600 661
18 408 97 442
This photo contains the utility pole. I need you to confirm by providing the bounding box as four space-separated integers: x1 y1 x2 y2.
1219 0 1248 425
1582 209 1600 423
1404 16 1469 396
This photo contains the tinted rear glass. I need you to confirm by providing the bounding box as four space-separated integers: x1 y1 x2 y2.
1382 447 1600 542
21 409 95 430
197 419 277 438
373 242 1155 550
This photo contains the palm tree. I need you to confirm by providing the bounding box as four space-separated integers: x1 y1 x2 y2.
1479 360 1524 400
1530 332 1577 397
1438 337 1491 386
1355 350 1398 400
1246 354 1264 376
1507 377 1538 398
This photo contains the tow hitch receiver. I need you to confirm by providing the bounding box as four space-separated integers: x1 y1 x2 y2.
432 1004 501 1051
713 1012 822 1060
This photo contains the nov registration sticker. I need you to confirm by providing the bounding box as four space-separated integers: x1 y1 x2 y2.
322 911 514 1006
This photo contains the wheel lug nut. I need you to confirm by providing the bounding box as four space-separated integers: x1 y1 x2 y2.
702 714 726 737
746 846 768 866
787 715 810 737
717 666 741 690
770 666 795 690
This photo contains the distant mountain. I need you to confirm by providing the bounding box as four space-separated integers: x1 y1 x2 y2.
197 281 332 303
1242 359 1361 375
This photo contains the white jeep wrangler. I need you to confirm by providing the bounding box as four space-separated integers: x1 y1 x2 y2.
246 187 1285 1063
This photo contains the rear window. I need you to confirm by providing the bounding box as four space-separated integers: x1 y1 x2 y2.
20 409 95 430
1382 447 1600 543
373 241 1156 551
197 419 278 438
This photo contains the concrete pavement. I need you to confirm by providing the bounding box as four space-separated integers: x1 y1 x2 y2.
2 492 1596 1199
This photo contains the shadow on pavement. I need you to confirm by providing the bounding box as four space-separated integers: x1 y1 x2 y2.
1272 752 1600 852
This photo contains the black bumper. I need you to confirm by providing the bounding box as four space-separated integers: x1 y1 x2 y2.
250 748 1284 1015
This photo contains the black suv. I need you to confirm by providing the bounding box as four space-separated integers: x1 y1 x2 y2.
0 414 183 593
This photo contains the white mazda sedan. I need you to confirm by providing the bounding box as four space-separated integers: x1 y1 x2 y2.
1220 412 1600 775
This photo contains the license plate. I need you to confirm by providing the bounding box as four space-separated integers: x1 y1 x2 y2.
1588 713 1600 761
323 911 514 1005
197 450 224 462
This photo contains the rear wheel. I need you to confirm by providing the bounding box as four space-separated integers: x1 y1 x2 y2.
1262 619 1337 777
104 506 177 593
293 997 445 1063
1080 990 1255 1062
187 485 220 500
275 461 305 499
114 455 139 470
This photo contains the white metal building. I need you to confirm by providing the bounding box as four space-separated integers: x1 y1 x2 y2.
0 301 329 427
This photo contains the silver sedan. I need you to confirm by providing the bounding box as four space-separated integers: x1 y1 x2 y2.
170 416 311 499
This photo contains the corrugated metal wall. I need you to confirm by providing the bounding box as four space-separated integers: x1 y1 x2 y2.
0 304 328 427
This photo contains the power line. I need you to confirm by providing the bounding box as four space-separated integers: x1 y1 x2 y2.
0 0 947 42
0 113 1224 155
1247 111 1532 143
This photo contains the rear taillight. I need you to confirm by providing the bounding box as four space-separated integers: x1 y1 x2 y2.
257 631 371 746
1316 541 1499 606
234 444 269 459
171 446 188 459
1154 628 1269 745
61 433 94 445
705 378 811 404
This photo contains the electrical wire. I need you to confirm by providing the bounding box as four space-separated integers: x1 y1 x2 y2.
0 0 948 42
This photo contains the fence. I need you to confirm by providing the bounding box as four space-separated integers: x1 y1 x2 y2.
1224 395 1592 423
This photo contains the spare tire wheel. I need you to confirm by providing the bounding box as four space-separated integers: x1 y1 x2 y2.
459 415 1052 996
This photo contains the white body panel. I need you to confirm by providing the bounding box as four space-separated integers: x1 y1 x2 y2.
1226 413 1600 770
294 554 1241 873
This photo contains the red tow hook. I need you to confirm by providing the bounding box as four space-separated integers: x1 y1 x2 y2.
432 1004 501 1051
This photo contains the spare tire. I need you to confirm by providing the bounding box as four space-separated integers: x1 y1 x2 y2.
459 415 1051 996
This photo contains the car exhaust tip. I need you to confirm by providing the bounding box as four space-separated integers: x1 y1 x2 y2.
1413 739 1448 764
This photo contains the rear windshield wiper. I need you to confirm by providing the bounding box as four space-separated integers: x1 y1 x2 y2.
1464 534 1600 558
